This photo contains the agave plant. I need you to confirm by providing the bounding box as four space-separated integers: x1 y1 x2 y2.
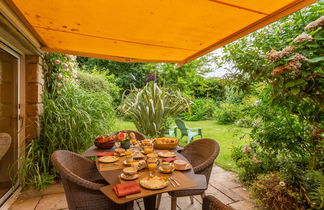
120 82 190 137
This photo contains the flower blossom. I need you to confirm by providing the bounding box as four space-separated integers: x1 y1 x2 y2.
252 155 261 164
267 50 283 62
294 53 308 61
271 58 302 76
281 45 296 55
242 145 252 154
55 59 61 64
56 83 62 88
267 46 296 62
57 73 63 80
279 181 286 187
304 16 324 31
63 64 69 69
293 33 313 43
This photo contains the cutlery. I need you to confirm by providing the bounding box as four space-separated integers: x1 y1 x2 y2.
168 178 176 187
170 177 180 186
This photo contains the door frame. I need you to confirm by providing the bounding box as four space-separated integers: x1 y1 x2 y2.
0 41 22 206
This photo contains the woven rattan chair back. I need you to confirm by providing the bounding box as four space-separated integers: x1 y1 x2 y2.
181 138 220 183
51 150 133 210
203 195 235 210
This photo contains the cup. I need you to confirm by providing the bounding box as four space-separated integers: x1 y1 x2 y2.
174 160 187 170
162 161 171 171
147 158 157 177
144 145 153 154
126 155 133 164
123 167 138 176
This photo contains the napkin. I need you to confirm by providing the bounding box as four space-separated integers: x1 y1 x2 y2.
96 152 114 157
113 181 141 197
163 157 179 162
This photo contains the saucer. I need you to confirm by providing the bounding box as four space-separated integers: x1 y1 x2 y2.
120 173 139 180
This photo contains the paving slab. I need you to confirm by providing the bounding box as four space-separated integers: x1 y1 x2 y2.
205 185 234 205
211 165 228 174
209 172 242 189
35 193 68 210
9 196 41 210
176 196 202 210
231 187 250 200
229 200 255 210
210 183 243 202
18 183 64 200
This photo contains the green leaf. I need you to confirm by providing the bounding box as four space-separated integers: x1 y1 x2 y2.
307 57 324 63
291 88 300 95
285 81 296 88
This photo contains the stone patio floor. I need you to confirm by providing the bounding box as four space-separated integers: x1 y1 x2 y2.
9 165 255 210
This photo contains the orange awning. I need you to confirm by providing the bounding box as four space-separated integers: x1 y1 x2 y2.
7 0 316 65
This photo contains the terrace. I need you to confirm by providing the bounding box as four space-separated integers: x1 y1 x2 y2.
0 1 322 210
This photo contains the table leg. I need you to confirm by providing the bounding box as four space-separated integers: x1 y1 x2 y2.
143 195 157 210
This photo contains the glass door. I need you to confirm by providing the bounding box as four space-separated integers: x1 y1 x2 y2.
0 46 19 205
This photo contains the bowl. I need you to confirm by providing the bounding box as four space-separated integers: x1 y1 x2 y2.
123 167 138 175
153 137 179 150
94 135 115 149
174 160 187 170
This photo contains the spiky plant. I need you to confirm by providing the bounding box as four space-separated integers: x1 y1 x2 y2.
120 82 190 137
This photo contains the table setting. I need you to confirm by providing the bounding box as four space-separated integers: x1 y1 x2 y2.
83 131 199 209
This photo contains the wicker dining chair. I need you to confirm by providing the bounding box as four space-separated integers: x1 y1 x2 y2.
112 130 146 141
203 195 235 210
51 150 133 210
165 138 220 210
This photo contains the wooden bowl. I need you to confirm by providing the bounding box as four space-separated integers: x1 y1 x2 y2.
94 135 115 149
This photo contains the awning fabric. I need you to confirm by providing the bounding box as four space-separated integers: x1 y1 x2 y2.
7 0 316 65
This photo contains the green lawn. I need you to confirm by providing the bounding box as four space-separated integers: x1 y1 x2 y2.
115 119 250 172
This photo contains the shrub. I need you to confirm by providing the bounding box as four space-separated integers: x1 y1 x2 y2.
16 53 116 189
78 70 120 101
251 173 306 210
120 82 190 137
181 98 217 121
213 103 242 124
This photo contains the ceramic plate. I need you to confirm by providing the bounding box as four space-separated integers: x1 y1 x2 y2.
140 176 169 190
158 165 175 174
120 173 139 181
174 163 192 171
158 151 176 158
98 156 119 163
123 160 138 166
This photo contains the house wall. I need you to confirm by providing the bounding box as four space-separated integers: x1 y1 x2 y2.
25 55 43 140
0 2 42 207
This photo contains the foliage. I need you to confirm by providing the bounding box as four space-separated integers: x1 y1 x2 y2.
251 173 306 210
154 56 213 96
192 77 225 101
17 53 116 189
120 82 190 137
181 98 217 121
77 57 148 92
213 103 243 124
77 70 120 105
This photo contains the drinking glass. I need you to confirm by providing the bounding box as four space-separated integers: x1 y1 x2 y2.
147 158 157 177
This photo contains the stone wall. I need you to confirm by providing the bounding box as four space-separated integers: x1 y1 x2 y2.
25 55 43 139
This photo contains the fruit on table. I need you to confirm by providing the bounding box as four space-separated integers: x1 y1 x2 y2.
154 137 178 144
96 135 111 143
117 132 127 141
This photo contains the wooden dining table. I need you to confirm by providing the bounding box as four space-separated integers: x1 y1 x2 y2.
83 145 207 210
